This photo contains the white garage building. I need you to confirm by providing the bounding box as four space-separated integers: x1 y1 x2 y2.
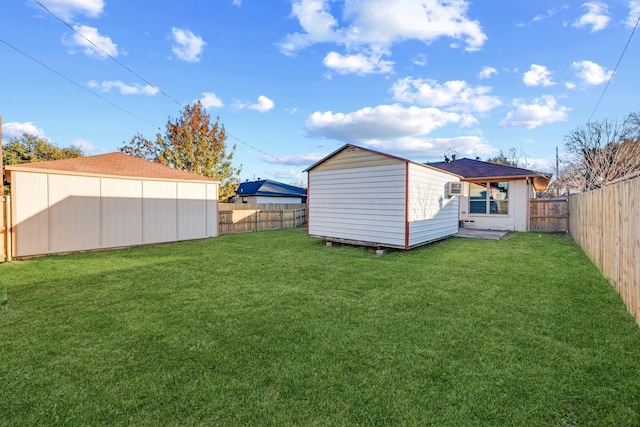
6 152 219 258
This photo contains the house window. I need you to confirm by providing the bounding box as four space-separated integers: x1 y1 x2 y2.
469 181 508 214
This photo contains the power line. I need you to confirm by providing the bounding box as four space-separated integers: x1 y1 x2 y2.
587 15 640 123
0 37 158 129
33 0 292 167
34 0 183 108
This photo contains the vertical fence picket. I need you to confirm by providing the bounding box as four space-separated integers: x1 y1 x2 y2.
569 177 640 327
218 203 306 235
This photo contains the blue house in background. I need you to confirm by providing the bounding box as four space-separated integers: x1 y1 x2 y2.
235 179 307 204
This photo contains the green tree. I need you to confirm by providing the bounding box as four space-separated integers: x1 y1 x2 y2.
3 133 84 193
3 133 83 165
155 101 241 200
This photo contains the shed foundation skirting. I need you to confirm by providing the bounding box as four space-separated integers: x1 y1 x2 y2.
315 233 455 250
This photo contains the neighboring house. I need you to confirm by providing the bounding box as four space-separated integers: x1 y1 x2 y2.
304 144 461 249
5 152 219 258
428 158 552 232
235 179 307 204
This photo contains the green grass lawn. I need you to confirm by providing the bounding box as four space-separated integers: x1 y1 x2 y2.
1 229 640 426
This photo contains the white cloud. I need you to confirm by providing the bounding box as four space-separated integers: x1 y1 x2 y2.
572 2 611 32
249 96 275 112
70 138 95 151
390 77 502 113
64 25 118 58
262 153 325 165
370 135 495 159
532 8 557 22
232 0 242 6
87 80 159 95
171 27 206 62
413 53 428 66
279 0 487 72
264 168 306 183
628 0 640 28
478 66 497 79
500 95 570 129
199 92 224 108
527 157 554 173
305 104 464 144
523 64 554 87
279 0 340 54
1 122 47 140
565 81 577 90
235 96 275 112
323 50 394 75
571 60 613 85
37 0 105 21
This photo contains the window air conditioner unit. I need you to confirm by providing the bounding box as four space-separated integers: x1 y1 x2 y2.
447 182 466 197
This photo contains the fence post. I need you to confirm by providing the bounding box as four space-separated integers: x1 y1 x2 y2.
5 196 11 262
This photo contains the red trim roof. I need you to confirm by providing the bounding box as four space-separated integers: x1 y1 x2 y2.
5 152 218 183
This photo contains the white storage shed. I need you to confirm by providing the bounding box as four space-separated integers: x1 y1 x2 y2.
6 153 219 258
304 144 461 249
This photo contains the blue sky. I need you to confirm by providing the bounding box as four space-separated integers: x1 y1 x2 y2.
2 0 639 184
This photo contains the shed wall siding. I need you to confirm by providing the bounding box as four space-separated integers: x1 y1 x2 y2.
308 164 407 247
459 180 529 231
13 172 49 256
102 178 143 247
142 181 178 244
407 164 459 246
311 146 402 173
48 174 101 253
11 171 218 257
206 184 219 238
177 182 207 240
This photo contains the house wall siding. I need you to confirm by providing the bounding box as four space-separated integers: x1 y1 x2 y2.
11 171 218 257
407 164 459 246
308 164 407 247
458 179 529 231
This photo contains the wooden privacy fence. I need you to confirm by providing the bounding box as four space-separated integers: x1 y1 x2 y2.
569 177 640 326
218 203 306 235
529 197 569 232
0 196 10 262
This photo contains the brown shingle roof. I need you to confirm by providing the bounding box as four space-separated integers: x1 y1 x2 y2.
428 158 552 190
428 158 550 179
5 152 218 183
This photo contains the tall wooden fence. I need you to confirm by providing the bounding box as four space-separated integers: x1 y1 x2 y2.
569 177 640 325
529 198 569 232
218 203 306 235
0 196 10 262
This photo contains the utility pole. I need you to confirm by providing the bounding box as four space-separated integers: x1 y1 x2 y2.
555 146 560 197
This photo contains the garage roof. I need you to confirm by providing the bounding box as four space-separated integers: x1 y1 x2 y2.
5 152 219 183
